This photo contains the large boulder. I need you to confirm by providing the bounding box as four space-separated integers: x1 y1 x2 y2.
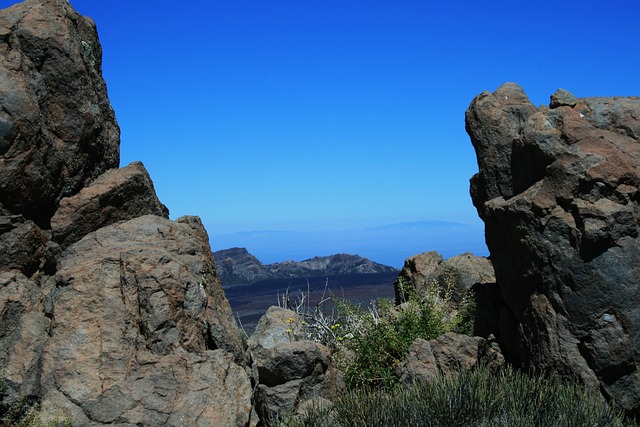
467 83 640 414
0 0 120 227
51 161 169 248
39 214 248 424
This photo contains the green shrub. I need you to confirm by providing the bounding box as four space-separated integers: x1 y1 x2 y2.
272 367 634 427
279 274 476 390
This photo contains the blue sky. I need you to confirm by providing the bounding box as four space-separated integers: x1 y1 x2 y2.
8 0 639 267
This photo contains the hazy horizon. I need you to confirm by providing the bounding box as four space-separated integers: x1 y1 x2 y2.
209 219 487 268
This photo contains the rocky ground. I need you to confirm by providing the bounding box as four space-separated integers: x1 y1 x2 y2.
2 0 639 425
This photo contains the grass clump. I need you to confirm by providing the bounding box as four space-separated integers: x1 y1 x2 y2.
272 366 633 427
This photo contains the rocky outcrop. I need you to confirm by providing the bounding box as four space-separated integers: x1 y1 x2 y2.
247 307 344 424
0 0 119 227
394 251 495 304
467 83 640 415
0 1 250 424
51 161 169 248
215 247 398 286
395 333 504 385
41 215 247 425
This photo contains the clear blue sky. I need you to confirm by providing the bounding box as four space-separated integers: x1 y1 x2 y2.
8 0 639 266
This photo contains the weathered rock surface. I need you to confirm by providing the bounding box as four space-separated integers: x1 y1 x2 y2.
0 1 251 425
395 332 504 384
467 83 640 415
51 161 169 248
0 0 120 227
248 307 344 424
38 214 249 424
0 270 50 401
394 251 494 304
0 205 56 276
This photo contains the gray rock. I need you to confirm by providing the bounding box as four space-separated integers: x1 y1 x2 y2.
394 251 494 304
550 88 578 108
0 207 55 276
51 161 169 248
251 340 343 423
0 271 50 406
467 82 640 415
0 0 120 227
395 333 504 385
248 308 344 424
247 306 304 350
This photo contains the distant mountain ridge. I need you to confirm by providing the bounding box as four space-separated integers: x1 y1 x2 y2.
213 247 399 286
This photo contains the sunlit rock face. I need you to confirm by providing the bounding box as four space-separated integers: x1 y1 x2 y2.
0 1 250 425
467 82 640 415
0 0 120 228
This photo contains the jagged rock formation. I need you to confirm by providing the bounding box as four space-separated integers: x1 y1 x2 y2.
467 83 640 415
0 0 120 228
393 251 495 304
214 247 398 286
0 1 250 425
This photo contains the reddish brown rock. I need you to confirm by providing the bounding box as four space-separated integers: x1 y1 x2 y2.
51 161 169 248
0 0 120 227
39 214 248 424
467 83 640 415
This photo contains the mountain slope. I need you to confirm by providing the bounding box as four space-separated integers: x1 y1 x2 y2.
213 247 398 286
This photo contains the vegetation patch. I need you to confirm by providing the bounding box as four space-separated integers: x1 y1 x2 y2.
279 274 475 389
272 366 633 427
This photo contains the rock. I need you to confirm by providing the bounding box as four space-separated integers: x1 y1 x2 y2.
0 0 120 228
439 253 495 302
36 214 248 424
394 251 442 303
394 251 494 304
0 270 50 406
550 88 578 108
247 306 305 350
44 349 252 427
0 1 254 425
248 307 344 423
0 206 56 276
395 332 504 385
51 161 169 248
251 340 344 423
467 82 640 415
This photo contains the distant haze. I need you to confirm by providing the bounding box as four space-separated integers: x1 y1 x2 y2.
209 220 488 268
